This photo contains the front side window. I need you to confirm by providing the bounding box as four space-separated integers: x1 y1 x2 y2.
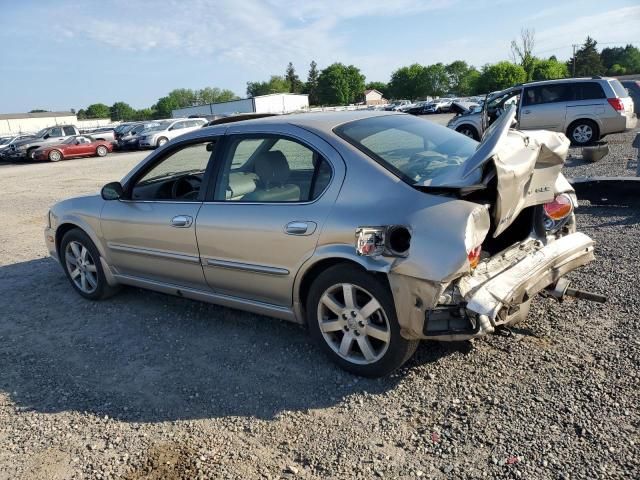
130 140 216 201
335 114 477 185
216 136 332 202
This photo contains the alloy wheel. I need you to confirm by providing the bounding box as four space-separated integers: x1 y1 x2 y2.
97 146 107 157
65 241 98 294
572 124 593 144
49 150 61 161
317 283 391 365
459 127 475 138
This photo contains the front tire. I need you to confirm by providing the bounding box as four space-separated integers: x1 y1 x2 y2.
48 149 62 162
567 120 598 146
456 125 479 140
96 145 108 157
60 229 119 300
306 264 419 377
156 137 168 148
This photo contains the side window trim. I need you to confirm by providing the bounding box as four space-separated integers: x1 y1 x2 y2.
122 135 222 203
207 132 334 204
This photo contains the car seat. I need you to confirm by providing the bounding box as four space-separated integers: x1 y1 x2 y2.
242 151 301 202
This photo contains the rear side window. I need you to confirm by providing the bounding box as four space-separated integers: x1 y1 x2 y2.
523 84 571 106
574 82 605 100
49 127 63 137
609 79 629 98
63 126 76 135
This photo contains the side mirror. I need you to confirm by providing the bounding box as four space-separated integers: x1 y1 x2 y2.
101 181 124 201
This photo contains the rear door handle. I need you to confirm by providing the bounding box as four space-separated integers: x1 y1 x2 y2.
285 221 317 235
171 215 193 228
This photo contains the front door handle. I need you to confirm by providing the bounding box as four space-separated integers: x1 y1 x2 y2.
171 215 193 228
285 221 317 236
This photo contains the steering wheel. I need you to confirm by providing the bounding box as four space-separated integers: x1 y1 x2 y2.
171 174 202 200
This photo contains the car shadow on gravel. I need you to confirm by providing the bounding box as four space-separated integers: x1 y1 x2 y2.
0 258 457 424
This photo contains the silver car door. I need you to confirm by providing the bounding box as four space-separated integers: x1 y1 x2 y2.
519 83 569 131
101 139 218 289
195 125 345 307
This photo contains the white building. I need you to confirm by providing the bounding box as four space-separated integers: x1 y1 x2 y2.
0 112 113 135
364 89 387 106
172 93 309 118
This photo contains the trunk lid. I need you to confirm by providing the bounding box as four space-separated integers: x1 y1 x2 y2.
422 105 569 236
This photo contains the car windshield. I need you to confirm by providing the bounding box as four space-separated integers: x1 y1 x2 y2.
335 114 478 185
0 138 10 145
34 128 48 137
62 136 79 144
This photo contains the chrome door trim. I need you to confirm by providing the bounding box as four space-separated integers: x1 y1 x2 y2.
204 258 289 276
108 242 201 264
113 273 298 322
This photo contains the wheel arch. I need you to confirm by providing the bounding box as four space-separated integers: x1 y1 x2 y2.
55 219 108 262
566 117 601 142
293 251 392 324
455 124 480 140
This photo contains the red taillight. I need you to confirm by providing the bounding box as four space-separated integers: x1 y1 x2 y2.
607 98 624 112
544 194 573 221
467 245 481 269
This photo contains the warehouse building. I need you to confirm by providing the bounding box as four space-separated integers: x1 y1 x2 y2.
172 93 309 118
0 112 112 135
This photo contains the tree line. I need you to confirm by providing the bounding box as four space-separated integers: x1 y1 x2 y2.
72 34 639 121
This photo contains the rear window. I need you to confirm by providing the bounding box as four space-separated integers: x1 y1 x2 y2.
609 79 629 98
574 82 605 100
335 115 477 185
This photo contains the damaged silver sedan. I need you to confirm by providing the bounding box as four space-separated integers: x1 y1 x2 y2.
44 107 603 377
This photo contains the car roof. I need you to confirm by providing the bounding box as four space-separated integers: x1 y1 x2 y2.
203 110 403 134
516 76 614 88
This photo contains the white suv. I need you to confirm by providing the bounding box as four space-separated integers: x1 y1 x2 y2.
138 118 207 148
447 77 637 145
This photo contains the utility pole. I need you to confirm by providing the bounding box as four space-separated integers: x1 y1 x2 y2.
572 44 578 77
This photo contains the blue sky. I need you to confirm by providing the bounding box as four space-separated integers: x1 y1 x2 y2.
1 0 639 112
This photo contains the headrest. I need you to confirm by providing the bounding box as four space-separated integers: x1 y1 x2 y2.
254 151 290 186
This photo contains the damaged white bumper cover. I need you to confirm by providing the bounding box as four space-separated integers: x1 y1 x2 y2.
458 232 595 325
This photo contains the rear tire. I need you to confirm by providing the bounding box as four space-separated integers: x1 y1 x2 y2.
96 145 108 157
59 228 120 300
48 149 62 162
567 120 599 146
306 264 419 377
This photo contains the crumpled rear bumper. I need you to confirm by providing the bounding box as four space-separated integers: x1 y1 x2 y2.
458 232 595 322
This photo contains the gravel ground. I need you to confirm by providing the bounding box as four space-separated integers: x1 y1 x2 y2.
0 129 638 480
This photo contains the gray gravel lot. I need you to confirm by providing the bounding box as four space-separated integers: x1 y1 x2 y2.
0 126 639 479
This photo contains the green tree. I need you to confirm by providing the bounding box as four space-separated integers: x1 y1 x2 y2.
601 44 640 75
476 61 527 92
246 75 289 97
423 63 451 97
110 102 136 121
305 60 320 105
154 96 179 118
197 87 238 104
531 58 569 81
285 62 303 93
365 81 388 98
29 109 48 113
316 63 366 105
84 103 111 119
135 108 155 120
76 109 87 120
445 61 479 96
568 36 605 77
510 28 536 81
388 64 427 99
165 88 198 108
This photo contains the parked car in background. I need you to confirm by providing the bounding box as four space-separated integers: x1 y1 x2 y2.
384 100 411 111
45 109 602 376
117 122 163 150
81 127 116 143
32 135 113 162
6 125 81 160
447 77 637 144
0 135 34 158
621 80 640 112
423 98 454 114
138 118 207 148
